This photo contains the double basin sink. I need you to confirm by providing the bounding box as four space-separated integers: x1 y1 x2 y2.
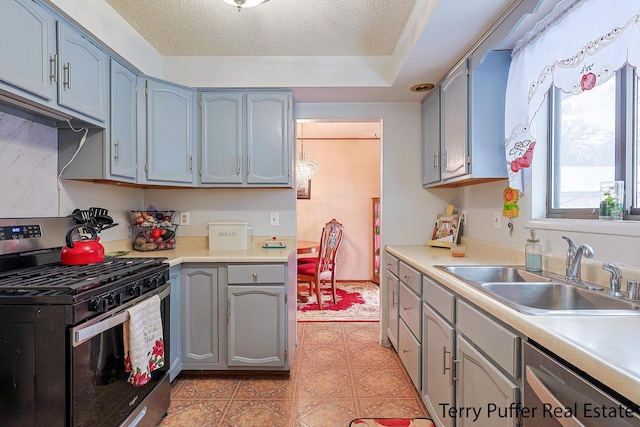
437 265 640 315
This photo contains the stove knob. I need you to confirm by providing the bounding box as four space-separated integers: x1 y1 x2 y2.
148 275 160 289
129 283 142 297
89 297 107 313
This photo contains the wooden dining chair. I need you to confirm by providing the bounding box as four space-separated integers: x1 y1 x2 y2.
297 219 344 310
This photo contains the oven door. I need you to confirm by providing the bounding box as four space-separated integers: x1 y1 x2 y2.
70 284 170 427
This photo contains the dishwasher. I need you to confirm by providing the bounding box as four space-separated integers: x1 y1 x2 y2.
523 341 640 426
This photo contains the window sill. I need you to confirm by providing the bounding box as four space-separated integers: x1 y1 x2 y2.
527 218 640 237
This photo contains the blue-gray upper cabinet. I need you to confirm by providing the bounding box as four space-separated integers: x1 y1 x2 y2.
200 92 244 184
109 60 137 182
200 91 292 187
142 79 196 185
421 88 440 186
0 0 57 102
440 60 469 182
56 21 109 123
246 92 291 185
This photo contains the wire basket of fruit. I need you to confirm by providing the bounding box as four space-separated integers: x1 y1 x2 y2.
129 209 178 251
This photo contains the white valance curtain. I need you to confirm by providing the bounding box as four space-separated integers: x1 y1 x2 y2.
504 0 640 194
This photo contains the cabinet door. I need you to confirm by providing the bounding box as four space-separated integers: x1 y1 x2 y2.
57 21 108 122
398 318 421 391
146 80 196 184
169 265 182 381
200 92 244 184
422 303 454 427
181 267 221 368
228 285 286 367
0 0 57 101
422 89 441 185
110 60 137 181
456 335 519 427
440 60 468 181
246 92 291 185
387 272 399 349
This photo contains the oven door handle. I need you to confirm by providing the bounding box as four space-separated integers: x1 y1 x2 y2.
72 286 170 347
525 366 586 427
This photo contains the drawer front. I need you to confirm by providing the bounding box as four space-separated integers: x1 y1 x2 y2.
423 274 455 324
399 282 421 339
227 264 285 284
399 262 421 295
399 318 422 391
386 253 399 276
457 300 520 378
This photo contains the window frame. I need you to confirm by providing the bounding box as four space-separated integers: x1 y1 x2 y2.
546 65 640 221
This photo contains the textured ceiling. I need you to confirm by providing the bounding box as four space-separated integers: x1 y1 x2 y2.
104 0 417 57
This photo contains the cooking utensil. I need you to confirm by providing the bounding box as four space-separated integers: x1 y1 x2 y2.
89 207 109 217
60 225 105 265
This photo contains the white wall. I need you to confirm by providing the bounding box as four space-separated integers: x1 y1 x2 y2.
143 187 297 238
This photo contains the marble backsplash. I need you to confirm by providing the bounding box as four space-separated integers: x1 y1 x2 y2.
0 111 58 217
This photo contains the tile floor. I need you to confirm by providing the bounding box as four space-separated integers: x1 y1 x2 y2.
159 322 430 426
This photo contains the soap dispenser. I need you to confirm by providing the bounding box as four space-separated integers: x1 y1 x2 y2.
525 229 542 272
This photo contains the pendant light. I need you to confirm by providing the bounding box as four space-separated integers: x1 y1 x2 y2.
296 124 320 185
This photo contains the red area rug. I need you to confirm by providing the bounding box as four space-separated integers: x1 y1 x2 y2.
296 281 379 322
350 418 434 427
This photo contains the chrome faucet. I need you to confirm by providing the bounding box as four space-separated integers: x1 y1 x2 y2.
562 236 594 282
602 263 624 298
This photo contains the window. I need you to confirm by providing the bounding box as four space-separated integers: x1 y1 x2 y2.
547 66 639 220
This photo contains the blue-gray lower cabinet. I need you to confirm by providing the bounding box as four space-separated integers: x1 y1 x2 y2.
168 265 181 381
180 265 223 370
227 285 286 368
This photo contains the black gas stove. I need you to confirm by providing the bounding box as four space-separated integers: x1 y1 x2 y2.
0 217 171 427
0 255 169 323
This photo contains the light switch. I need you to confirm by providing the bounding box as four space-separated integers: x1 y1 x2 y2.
270 212 279 227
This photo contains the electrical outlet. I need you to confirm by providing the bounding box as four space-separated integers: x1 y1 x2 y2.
180 211 190 226
461 210 467 226
493 211 502 229
269 212 279 227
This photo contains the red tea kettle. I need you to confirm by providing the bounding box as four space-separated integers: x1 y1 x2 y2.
61 225 105 265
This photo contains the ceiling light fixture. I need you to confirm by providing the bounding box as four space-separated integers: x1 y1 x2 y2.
296 124 320 185
222 0 270 11
410 83 435 93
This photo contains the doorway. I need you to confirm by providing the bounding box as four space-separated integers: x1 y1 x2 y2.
295 120 382 282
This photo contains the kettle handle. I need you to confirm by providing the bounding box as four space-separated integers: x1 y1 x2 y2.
65 225 97 249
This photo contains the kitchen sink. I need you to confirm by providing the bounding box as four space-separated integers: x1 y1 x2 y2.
481 282 640 315
436 265 640 315
439 265 551 283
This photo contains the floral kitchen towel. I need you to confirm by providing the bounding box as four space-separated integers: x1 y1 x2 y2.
123 294 164 386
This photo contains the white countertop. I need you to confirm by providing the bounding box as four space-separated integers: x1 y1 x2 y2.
386 244 640 406
107 236 297 266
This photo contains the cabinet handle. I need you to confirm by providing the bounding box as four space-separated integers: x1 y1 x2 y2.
441 151 447 168
237 157 241 174
227 300 231 320
443 347 454 386
49 54 58 83
392 290 397 306
452 359 459 383
114 141 120 161
402 349 409 354
188 155 193 172
403 306 410 311
433 152 438 169
63 62 71 89
252 273 258 282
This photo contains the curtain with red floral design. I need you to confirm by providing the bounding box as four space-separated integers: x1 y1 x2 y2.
504 0 640 194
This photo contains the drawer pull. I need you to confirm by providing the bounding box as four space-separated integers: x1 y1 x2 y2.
252 273 258 281
443 347 453 386
392 290 397 306
402 349 409 354
403 306 410 311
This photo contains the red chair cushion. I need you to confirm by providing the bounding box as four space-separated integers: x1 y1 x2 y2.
297 257 317 264
297 262 317 275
